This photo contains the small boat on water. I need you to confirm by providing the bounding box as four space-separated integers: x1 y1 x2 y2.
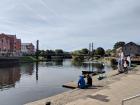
82 70 105 75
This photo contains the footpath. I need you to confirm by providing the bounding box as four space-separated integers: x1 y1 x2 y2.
25 66 140 105
66 66 140 105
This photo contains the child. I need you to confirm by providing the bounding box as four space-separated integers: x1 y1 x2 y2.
123 57 129 73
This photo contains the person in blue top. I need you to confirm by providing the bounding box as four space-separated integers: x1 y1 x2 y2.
78 76 86 89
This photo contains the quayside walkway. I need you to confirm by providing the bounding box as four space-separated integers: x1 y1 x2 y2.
66 66 140 105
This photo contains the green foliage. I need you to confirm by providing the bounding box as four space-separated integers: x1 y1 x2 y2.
80 48 89 54
72 50 81 55
46 50 55 55
106 49 112 54
72 56 84 66
72 48 89 56
40 50 46 56
72 60 83 67
55 49 64 55
113 41 125 50
95 47 105 56
91 50 95 56
110 58 117 65
19 56 36 62
110 58 118 70
45 49 71 59
105 49 114 56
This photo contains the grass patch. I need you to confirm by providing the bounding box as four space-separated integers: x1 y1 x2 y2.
19 56 37 63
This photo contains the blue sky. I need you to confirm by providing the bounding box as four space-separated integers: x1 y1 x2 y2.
0 0 140 51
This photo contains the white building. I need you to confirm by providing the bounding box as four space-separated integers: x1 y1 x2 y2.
21 43 35 55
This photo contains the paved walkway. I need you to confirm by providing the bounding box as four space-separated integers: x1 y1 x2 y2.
66 67 140 105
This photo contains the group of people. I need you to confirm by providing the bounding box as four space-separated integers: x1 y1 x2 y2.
78 51 131 88
118 51 131 73
78 74 92 89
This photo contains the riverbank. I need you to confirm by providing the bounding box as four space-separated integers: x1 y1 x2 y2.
25 65 140 105
0 56 37 63
19 56 37 62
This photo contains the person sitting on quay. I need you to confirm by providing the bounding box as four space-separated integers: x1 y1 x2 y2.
78 74 93 89
86 74 92 86
78 75 86 89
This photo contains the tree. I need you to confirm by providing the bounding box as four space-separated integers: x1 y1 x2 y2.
41 50 46 55
105 49 113 56
36 50 42 56
55 49 64 56
72 50 81 56
80 48 89 54
95 47 105 56
113 41 125 50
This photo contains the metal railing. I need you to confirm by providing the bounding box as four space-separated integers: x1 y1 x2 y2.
122 93 140 105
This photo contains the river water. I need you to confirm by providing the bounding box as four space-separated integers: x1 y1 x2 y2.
0 59 113 105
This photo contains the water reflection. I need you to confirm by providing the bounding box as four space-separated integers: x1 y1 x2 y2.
0 60 112 91
54 59 63 66
20 63 34 75
0 60 113 105
0 66 21 90
72 61 83 67
46 59 63 66
0 63 34 91
72 60 105 71
36 62 38 81
73 61 105 72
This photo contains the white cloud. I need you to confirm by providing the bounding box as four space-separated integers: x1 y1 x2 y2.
0 0 140 51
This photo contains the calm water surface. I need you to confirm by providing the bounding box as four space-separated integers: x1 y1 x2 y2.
0 59 113 105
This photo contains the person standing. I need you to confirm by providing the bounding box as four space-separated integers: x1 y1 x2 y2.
118 50 124 73
118 58 123 73
127 56 131 68
120 52 124 65
123 57 129 73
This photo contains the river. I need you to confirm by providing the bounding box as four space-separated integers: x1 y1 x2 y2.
0 59 113 105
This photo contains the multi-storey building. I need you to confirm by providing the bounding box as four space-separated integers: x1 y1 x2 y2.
0 33 22 56
7 35 17 56
15 39 21 56
0 34 10 56
21 43 35 55
0 33 35 56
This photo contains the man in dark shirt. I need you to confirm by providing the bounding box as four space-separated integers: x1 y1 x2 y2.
87 74 92 86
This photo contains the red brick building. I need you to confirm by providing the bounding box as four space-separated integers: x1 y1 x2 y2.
0 33 35 56
0 33 22 56
7 35 17 56
0 34 10 56
15 39 21 56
